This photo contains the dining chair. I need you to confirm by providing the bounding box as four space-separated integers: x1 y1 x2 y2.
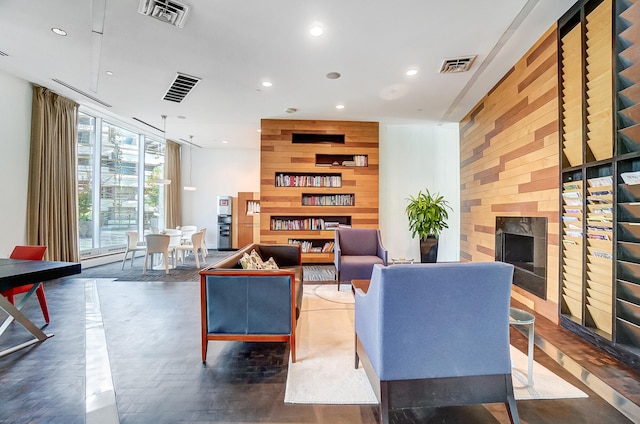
0 245 49 323
179 225 197 245
200 227 208 256
175 230 206 268
143 234 171 274
122 231 146 269
164 229 183 266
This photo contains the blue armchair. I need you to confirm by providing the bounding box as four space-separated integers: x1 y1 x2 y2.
334 228 388 288
354 262 519 424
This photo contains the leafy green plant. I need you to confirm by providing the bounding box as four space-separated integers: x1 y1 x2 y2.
405 189 452 240
78 190 92 221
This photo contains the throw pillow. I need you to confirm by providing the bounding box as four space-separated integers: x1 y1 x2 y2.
263 257 279 270
239 252 251 269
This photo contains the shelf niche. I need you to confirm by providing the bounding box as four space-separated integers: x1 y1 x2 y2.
316 154 368 167
288 238 335 254
292 133 345 144
275 172 342 187
270 216 351 231
302 193 354 206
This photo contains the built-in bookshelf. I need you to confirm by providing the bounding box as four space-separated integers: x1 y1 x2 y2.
302 193 354 206
288 238 335 253
236 192 260 248
275 173 342 188
270 216 351 231
260 119 379 263
315 154 368 167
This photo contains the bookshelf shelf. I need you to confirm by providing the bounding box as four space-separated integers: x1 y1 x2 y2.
315 154 368 167
275 172 342 188
302 193 354 206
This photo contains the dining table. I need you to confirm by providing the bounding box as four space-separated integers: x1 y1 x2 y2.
0 257 81 358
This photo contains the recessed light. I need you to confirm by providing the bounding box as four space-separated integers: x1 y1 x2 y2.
285 107 298 114
177 115 186 119
406 69 418 76
336 104 345 110
221 140 228 144
51 28 67 36
262 81 272 87
309 22 324 37
105 70 113 76
326 72 341 80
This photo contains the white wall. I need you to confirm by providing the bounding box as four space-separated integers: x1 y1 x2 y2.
182 147 260 249
379 124 460 262
1 68 461 260
182 125 460 255
0 70 32 257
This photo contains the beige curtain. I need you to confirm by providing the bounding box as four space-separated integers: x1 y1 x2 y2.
164 139 181 229
27 86 79 262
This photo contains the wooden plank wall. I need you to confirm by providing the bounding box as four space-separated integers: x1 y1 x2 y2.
459 25 560 322
260 119 379 262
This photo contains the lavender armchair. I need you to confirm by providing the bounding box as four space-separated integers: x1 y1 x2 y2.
354 262 519 424
334 228 388 288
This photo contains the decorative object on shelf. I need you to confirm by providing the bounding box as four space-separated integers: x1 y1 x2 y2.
405 189 452 263
153 115 171 185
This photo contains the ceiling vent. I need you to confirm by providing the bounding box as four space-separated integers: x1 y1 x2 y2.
138 0 191 28
0 50 8 57
438 56 477 74
163 72 201 103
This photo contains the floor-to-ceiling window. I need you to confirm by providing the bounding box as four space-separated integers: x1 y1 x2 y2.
77 110 166 258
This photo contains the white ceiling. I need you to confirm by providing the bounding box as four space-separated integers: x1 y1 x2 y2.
0 0 576 149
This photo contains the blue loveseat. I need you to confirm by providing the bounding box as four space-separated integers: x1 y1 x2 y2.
354 262 519 424
199 243 303 363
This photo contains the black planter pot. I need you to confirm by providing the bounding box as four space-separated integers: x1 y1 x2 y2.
419 236 439 263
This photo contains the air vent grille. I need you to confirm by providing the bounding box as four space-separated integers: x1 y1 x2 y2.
438 56 477 73
0 50 8 57
51 79 112 107
163 73 201 103
138 0 191 28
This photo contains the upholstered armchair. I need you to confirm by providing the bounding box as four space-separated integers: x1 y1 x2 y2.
354 262 519 424
334 228 388 288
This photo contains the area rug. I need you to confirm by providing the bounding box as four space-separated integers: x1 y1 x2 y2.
80 252 335 283
303 264 335 281
284 284 588 404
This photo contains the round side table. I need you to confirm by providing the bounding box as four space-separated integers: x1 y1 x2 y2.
509 307 535 386
391 258 414 264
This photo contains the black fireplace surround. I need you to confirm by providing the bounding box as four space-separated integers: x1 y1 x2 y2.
495 217 548 300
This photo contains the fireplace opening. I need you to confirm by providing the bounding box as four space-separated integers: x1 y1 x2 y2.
503 233 535 273
495 217 547 300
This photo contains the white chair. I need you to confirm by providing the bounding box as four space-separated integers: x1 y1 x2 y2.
180 225 197 244
122 231 146 269
200 227 208 256
175 231 207 268
143 234 171 274
164 229 183 266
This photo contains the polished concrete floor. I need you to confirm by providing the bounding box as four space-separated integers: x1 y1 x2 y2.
1 272 640 423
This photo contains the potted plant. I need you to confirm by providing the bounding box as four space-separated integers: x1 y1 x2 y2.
405 189 452 262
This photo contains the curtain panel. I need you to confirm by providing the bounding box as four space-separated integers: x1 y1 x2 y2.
165 139 181 229
27 86 79 262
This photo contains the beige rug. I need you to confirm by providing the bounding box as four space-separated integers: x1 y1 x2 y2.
284 284 588 404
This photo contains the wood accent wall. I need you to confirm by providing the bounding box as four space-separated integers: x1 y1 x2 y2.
459 25 560 322
260 119 379 263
